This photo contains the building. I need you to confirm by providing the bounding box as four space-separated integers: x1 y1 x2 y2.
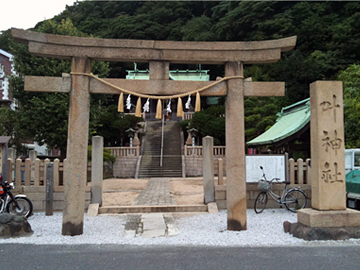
247 98 310 159
126 66 210 120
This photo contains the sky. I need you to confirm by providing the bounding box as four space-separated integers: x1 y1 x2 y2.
1 1 81 31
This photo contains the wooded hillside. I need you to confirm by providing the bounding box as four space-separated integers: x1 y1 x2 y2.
1 1 360 150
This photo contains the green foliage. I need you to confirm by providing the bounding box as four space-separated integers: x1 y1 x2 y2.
93 104 144 146
338 64 360 148
3 1 360 150
244 97 281 142
179 119 190 135
0 106 28 154
6 19 109 157
87 146 116 163
186 105 225 145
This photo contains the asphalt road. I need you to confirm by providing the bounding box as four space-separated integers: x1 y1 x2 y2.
1 244 360 270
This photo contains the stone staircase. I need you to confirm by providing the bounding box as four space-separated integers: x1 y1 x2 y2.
138 121 182 178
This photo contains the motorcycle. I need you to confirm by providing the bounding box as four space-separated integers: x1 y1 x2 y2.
0 175 33 218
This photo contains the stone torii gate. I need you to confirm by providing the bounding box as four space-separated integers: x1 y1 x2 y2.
12 28 296 236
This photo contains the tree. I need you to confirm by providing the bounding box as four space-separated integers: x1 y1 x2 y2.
10 0 360 148
8 19 110 158
182 105 225 146
93 104 144 147
338 64 360 148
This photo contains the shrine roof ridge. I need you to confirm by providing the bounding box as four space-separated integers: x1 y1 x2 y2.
11 28 296 52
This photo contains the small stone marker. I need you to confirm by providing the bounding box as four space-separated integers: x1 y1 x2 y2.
91 136 104 206
207 202 219 214
45 162 54 216
203 136 215 204
87 203 99 217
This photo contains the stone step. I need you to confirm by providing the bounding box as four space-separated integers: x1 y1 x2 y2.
138 170 182 173
139 172 182 178
99 204 207 214
139 120 182 178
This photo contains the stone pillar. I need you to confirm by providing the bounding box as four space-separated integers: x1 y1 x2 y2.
185 133 192 146
133 132 140 146
203 136 215 204
225 61 247 231
149 61 169 80
91 136 103 206
291 81 360 240
62 57 91 236
218 158 224 185
309 81 346 210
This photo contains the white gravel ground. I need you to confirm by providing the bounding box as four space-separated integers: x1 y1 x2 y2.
1 209 360 247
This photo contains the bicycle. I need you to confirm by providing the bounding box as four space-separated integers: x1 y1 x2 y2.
254 166 307 214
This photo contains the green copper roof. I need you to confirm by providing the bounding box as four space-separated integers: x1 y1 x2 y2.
126 69 210 81
247 98 310 146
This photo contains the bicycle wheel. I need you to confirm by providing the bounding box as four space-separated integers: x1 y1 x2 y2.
6 197 33 218
254 192 268 214
284 189 307 213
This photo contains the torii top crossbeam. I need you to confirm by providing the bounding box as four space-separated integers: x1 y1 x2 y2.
12 28 296 64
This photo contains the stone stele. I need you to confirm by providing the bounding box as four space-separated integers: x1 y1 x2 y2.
288 81 360 241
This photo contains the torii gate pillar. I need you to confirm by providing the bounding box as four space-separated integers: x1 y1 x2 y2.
62 57 91 235
225 62 247 230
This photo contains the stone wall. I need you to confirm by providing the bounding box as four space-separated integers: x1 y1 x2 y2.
113 156 139 178
14 186 91 212
215 183 312 210
185 156 226 177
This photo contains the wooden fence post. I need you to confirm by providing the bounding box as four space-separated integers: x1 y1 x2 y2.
34 158 40 186
29 150 37 184
45 162 54 216
305 158 311 185
43 158 50 186
54 159 60 187
289 158 295 184
24 158 31 186
297 158 304 184
15 158 21 186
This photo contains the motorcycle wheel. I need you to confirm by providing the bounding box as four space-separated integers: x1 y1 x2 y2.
6 197 33 218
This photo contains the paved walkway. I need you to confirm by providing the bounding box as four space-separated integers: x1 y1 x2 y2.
123 178 180 238
100 177 208 238
131 178 177 206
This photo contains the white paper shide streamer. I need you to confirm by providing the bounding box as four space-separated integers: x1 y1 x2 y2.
126 94 132 110
185 94 191 110
143 98 150 113
166 99 172 113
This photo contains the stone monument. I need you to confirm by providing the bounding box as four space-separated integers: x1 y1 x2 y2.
285 81 360 240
